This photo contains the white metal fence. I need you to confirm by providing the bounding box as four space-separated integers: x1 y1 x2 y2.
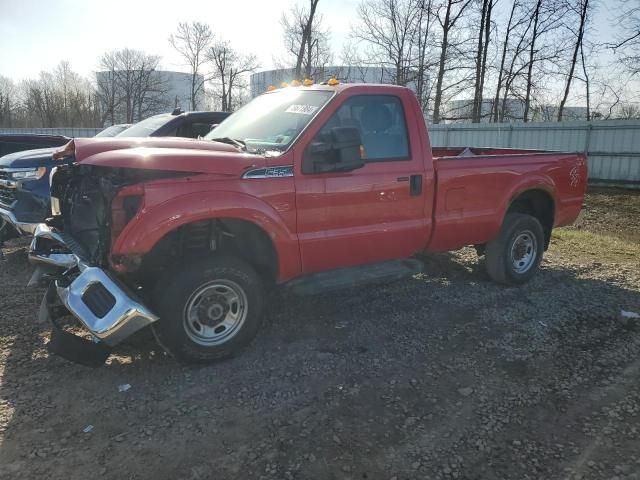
3 120 639 187
429 119 640 188
0 127 102 137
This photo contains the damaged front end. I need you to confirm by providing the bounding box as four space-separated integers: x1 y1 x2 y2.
29 164 161 367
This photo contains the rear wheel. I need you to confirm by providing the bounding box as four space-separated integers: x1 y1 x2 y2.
152 255 264 363
485 213 544 285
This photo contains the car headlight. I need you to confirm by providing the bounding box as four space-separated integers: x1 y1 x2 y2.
11 167 47 181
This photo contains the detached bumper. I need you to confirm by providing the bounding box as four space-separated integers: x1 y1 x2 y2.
55 266 158 346
29 224 158 365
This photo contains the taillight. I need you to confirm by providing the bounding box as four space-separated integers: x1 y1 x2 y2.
111 184 144 241
53 140 75 161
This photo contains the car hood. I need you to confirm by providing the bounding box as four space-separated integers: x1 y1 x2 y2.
0 147 57 168
74 137 267 176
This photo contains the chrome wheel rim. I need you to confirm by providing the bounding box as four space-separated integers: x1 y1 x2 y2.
510 230 537 274
183 280 248 346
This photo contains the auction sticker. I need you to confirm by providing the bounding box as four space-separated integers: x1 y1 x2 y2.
285 104 319 115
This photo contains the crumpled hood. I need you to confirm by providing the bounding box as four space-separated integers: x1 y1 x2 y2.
0 147 57 168
73 137 267 176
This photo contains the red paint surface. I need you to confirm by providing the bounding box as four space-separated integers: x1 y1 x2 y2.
75 84 588 283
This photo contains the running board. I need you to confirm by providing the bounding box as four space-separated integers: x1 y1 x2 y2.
286 258 423 296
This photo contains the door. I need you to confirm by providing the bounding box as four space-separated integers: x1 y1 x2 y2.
295 93 428 273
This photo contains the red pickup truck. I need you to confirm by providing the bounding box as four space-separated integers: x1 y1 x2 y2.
29 83 587 366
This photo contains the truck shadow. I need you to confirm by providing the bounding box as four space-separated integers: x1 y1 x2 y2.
1 246 639 478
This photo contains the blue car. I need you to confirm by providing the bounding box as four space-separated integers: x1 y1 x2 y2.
0 111 230 245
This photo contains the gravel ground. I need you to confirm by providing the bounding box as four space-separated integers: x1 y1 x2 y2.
1 188 639 480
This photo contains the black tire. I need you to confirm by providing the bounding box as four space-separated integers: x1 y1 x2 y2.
485 213 545 285
152 255 264 363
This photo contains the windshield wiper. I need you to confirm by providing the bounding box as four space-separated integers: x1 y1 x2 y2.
211 137 246 150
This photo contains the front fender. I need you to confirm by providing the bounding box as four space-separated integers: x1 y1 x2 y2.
111 191 301 282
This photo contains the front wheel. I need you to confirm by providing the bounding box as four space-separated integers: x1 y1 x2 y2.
152 255 264 363
485 213 545 285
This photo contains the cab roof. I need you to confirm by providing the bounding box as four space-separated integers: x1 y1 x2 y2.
264 82 413 95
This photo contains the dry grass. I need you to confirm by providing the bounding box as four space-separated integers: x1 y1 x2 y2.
551 187 640 264
550 228 640 264
570 187 640 242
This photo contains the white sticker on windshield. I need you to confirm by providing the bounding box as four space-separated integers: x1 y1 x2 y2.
285 104 319 115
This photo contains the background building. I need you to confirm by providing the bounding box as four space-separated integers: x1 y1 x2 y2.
444 99 589 123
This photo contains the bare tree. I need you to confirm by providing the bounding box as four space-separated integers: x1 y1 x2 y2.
282 0 331 79
579 35 592 120
558 0 590 121
432 0 474 124
523 0 543 122
207 41 259 112
609 1 640 77
352 0 421 86
414 0 438 111
96 49 169 124
169 22 213 110
492 0 531 122
96 52 120 125
618 102 640 119
519 0 568 122
19 62 98 127
471 0 497 122
0 75 17 127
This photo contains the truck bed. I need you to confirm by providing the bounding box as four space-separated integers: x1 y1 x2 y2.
427 147 587 251
432 146 551 159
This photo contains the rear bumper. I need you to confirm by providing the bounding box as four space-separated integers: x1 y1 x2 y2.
29 224 158 362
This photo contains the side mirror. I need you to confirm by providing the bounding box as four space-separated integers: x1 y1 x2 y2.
302 127 365 174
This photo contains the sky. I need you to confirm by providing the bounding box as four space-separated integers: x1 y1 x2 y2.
0 0 623 83
0 0 357 81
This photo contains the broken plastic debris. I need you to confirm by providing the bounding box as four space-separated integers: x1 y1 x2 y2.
621 310 640 319
83 425 94 433
118 384 131 392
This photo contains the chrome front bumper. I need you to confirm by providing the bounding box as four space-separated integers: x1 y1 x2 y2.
29 224 158 349
0 205 39 235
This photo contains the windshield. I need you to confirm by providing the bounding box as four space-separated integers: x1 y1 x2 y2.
205 89 333 155
95 124 130 137
116 114 172 137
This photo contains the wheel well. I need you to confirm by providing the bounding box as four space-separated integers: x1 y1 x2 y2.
507 190 555 249
139 218 279 286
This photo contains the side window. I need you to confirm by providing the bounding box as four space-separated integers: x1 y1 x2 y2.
176 120 212 138
191 122 214 137
315 95 410 161
176 121 196 138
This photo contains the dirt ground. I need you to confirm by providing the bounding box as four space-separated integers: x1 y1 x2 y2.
0 187 639 480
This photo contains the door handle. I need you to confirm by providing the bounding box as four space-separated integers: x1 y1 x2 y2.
410 175 423 196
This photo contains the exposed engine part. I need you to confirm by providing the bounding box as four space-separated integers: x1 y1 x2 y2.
49 164 192 266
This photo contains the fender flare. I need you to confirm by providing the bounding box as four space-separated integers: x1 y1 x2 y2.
111 191 301 282
499 174 557 229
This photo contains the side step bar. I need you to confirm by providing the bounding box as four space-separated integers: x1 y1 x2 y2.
286 258 423 296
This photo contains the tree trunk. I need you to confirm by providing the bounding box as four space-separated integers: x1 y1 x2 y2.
433 0 453 124
295 0 319 79
580 38 590 121
477 0 493 122
558 0 588 122
493 1 517 122
472 0 489 122
523 0 542 123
